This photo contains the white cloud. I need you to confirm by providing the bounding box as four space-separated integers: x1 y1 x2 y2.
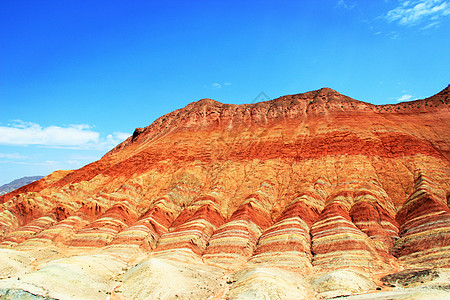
66 160 82 166
337 0 356 9
386 0 450 26
104 132 131 148
0 120 130 150
396 94 413 102
0 120 98 146
387 30 400 39
115 132 131 140
0 160 58 166
68 154 101 161
421 20 441 28
0 153 29 160
211 82 232 89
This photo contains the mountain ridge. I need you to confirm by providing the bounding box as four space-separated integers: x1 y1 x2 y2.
0 176 44 196
1 86 449 204
0 86 449 299
112 85 449 154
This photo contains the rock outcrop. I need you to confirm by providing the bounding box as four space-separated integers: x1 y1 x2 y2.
0 86 449 299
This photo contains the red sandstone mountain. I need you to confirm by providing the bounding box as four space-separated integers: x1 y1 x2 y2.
0 87 449 299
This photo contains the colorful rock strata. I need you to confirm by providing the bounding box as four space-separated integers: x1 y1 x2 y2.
0 87 449 299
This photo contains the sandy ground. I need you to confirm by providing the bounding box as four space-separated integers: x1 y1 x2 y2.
0 248 449 299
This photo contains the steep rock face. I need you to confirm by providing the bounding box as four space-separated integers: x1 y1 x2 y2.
0 87 449 299
311 196 395 273
203 182 276 268
154 187 226 256
391 172 450 267
248 191 322 273
68 200 138 248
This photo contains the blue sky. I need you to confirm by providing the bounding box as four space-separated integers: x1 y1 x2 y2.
0 0 449 185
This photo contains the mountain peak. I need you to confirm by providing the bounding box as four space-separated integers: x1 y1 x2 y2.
0 86 449 300
187 98 223 108
317 87 338 93
115 86 449 154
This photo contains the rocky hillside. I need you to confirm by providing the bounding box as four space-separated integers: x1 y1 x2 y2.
0 176 43 196
0 87 449 299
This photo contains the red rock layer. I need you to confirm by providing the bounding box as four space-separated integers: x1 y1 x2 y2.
0 87 448 284
0 194 56 233
311 192 392 272
203 182 276 268
104 182 199 254
391 172 450 267
0 206 70 248
105 198 173 252
155 188 226 255
69 201 138 248
13 201 106 249
2 87 448 208
0 170 72 204
350 186 399 252
248 191 322 272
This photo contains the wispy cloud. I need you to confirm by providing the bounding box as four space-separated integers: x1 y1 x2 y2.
386 0 450 27
387 30 400 39
211 82 232 89
336 0 356 9
396 94 413 102
0 152 102 172
0 160 58 166
0 120 98 146
421 20 441 28
0 153 30 160
0 120 130 150
63 155 101 167
106 132 130 144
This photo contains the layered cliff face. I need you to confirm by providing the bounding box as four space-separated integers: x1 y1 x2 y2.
0 87 449 299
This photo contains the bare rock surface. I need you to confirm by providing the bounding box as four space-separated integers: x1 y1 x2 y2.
311 269 377 299
0 87 449 299
0 249 34 279
0 254 126 299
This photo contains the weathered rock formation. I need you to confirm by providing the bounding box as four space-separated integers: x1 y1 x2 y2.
0 86 449 299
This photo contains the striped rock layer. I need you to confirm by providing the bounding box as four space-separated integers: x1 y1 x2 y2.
391 172 450 267
0 87 449 299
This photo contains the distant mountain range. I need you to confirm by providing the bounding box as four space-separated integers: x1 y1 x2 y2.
0 176 44 195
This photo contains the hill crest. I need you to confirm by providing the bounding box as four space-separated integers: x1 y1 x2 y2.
0 86 449 299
